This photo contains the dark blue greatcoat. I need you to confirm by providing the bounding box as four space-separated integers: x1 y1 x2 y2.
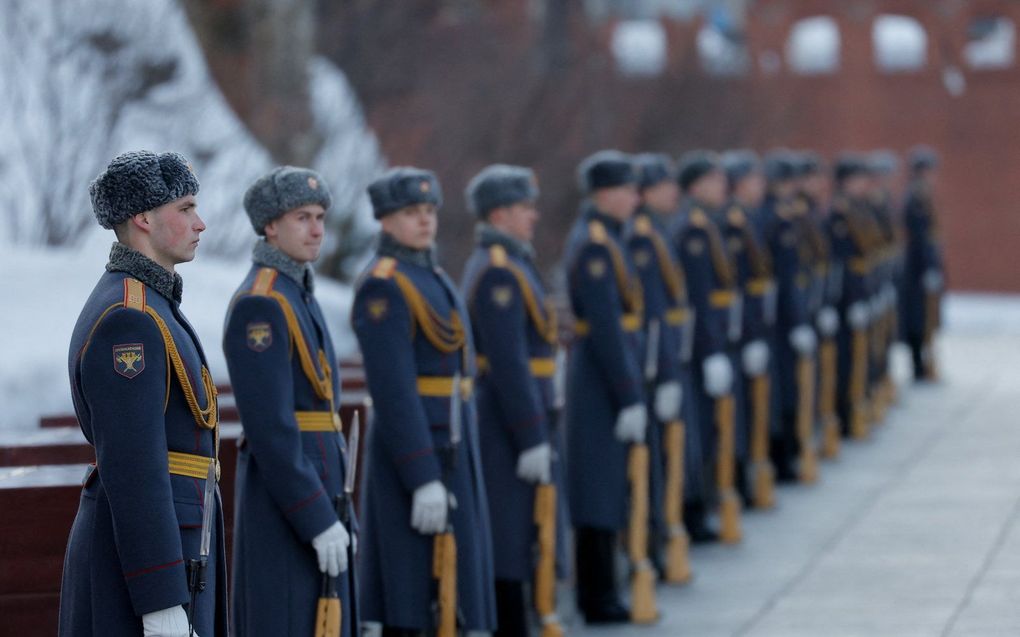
563 204 645 531
900 182 943 340
671 201 739 499
60 244 226 637
625 207 702 530
351 238 497 631
460 228 568 582
223 244 356 637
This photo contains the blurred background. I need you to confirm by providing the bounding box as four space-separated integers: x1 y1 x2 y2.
1 0 1017 421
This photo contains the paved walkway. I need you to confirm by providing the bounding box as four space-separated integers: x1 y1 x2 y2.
577 299 1020 636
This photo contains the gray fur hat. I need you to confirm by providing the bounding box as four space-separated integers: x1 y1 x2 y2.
89 150 200 229
368 167 443 219
677 150 722 191
465 164 539 217
243 166 332 235
576 150 637 195
721 149 760 188
634 153 675 190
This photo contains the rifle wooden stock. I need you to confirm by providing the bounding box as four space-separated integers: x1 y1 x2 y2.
819 340 841 459
314 597 341 637
433 532 457 637
533 483 563 637
663 421 692 583
749 375 775 509
796 356 819 484
627 443 658 623
715 396 742 544
850 328 870 440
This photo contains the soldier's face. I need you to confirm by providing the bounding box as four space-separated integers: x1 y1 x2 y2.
691 170 727 209
734 173 765 207
641 180 679 213
489 202 539 242
382 203 437 250
842 174 870 199
139 194 205 269
264 204 327 264
594 184 640 221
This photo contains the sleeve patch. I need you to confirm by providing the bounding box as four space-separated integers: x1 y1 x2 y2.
366 297 389 322
491 285 514 308
587 257 608 278
633 248 652 268
246 322 273 352
112 343 145 378
685 237 705 256
728 236 743 253
781 230 797 247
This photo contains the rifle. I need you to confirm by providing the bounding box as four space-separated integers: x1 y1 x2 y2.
660 318 692 584
433 373 461 637
533 351 564 637
819 338 841 459
749 373 776 509
715 393 742 544
796 352 819 484
186 460 216 636
315 412 360 637
628 320 659 623
850 326 870 440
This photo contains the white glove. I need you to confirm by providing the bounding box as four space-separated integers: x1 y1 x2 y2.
311 521 350 577
848 302 870 330
789 325 817 355
142 605 196 637
654 381 683 421
923 269 943 293
516 442 552 484
883 283 898 308
817 306 839 337
702 353 733 398
614 403 647 443
362 622 383 637
411 480 448 534
741 340 769 376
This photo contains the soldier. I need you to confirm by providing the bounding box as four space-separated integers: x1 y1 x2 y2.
628 153 695 568
759 151 817 482
563 150 646 622
61 151 226 636
828 155 880 439
223 167 355 636
352 167 497 636
670 151 740 542
721 150 777 507
459 164 565 637
900 146 944 380
867 151 903 414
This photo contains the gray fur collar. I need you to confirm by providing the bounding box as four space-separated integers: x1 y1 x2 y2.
252 240 314 292
377 231 436 269
475 223 535 262
106 242 183 302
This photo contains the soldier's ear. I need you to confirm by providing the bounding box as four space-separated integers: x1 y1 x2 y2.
129 211 152 235
263 218 279 241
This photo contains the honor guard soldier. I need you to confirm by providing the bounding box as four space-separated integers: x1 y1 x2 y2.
352 168 497 637
828 155 881 439
629 153 697 579
563 150 646 623
900 146 944 380
459 164 567 637
759 151 817 483
61 151 226 637
721 150 778 507
223 167 356 636
671 151 741 543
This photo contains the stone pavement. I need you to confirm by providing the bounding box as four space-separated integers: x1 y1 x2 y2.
575 295 1020 637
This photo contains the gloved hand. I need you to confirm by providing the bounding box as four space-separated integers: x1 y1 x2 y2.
614 403 647 443
702 353 733 398
142 605 196 637
848 302 870 330
362 622 383 637
311 520 350 577
883 283 898 308
870 294 885 317
816 306 839 337
789 325 818 355
741 339 769 376
516 442 552 484
411 480 448 534
923 269 943 293
654 381 683 421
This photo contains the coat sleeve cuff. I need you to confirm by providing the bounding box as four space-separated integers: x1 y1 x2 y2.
125 559 190 617
395 447 443 494
284 486 339 543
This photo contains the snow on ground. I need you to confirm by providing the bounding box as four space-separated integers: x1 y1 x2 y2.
0 231 356 430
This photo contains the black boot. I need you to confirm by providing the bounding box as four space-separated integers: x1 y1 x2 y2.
684 501 718 544
494 579 528 637
770 436 797 483
575 527 629 624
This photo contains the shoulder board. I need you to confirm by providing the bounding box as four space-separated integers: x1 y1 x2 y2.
371 257 397 280
251 267 278 296
488 244 508 268
689 208 708 227
588 220 607 244
633 214 653 236
727 207 745 227
122 278 146 312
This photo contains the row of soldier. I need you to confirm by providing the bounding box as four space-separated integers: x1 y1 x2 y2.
59 145 942 637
